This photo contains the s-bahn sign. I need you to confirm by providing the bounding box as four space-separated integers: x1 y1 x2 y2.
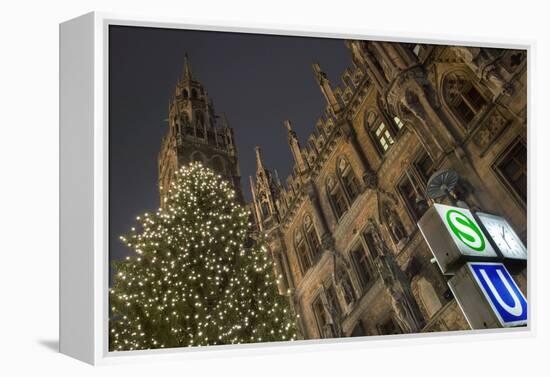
448 262 527 328
418 204 497 274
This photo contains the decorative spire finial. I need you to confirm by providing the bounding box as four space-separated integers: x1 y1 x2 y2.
283 120 307 173
254 146 265 171
183 53 192 80
312 63 340 115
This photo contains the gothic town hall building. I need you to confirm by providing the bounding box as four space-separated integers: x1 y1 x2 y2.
158 43 527 339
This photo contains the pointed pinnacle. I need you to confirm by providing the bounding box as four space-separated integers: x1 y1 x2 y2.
183 53 192 80
283 120 292 131
254 146 264 170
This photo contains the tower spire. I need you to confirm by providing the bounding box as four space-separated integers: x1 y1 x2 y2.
283 120 307 174
183 53 192 80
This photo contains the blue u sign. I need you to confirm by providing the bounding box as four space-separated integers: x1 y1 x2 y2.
469 262 527 327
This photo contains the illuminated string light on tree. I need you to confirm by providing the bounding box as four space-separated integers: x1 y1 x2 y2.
109 162 298 351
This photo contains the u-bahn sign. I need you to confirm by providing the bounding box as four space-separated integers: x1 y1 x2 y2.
448 262 527 328
418 204 497 274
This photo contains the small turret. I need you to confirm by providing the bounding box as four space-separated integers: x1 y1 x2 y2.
312 63 341 116
250 146 280 230
284 120 307 174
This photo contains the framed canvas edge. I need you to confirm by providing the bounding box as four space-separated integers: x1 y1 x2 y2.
73 10 536 365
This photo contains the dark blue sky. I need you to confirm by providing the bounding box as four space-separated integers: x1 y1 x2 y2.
109 25 352 264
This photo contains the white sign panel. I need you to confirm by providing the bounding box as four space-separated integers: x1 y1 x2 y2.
434 204 498 258
476 212 527 260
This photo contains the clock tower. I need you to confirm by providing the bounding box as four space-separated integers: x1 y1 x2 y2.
157 55 244 206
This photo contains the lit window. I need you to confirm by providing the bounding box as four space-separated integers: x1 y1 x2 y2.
366 111 395 155
393 116 405 130
375 122 395 152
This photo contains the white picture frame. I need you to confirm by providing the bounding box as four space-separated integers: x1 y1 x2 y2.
60 11 534 365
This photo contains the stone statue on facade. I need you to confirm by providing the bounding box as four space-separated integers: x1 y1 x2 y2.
369 224 420 333
322 288 342 338
337 269 356 306
388 285 418 334
382 203 407 246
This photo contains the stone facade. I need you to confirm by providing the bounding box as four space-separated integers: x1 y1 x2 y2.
249 42 527 338
158 55 243 206
159 43 527 339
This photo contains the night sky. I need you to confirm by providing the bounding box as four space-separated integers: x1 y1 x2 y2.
109 25 353 266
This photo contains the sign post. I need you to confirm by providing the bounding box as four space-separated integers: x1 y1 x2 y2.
448 262 527 328
418 203 527 329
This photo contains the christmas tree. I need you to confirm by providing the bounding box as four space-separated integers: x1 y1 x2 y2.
109 162 298 351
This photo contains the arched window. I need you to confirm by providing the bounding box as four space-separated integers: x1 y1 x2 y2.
182 89 189 99
191 151 204 165
304 215 322 258
172 118 181 135
211 156 225 174
195 111 205 138
260 194 271 218
337 157 360 204
443 72 487 127
191 88 198 99
327 175 348 220
294 230 312 274
350 243 372 289
179 113 192 135
365 111 394 155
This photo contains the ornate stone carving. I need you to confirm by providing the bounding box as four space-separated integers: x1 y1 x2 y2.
443 72 467 103
306 183 317 202
389 285 418 333
501 50 526 74
472 110 509 153
367 223 421 333
322 288 342 338
381 202 407 245
363 170 378 189
321 232 335 251
340 274 355 304
347 40 367 68
403 89 426 122
451 47 513 96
